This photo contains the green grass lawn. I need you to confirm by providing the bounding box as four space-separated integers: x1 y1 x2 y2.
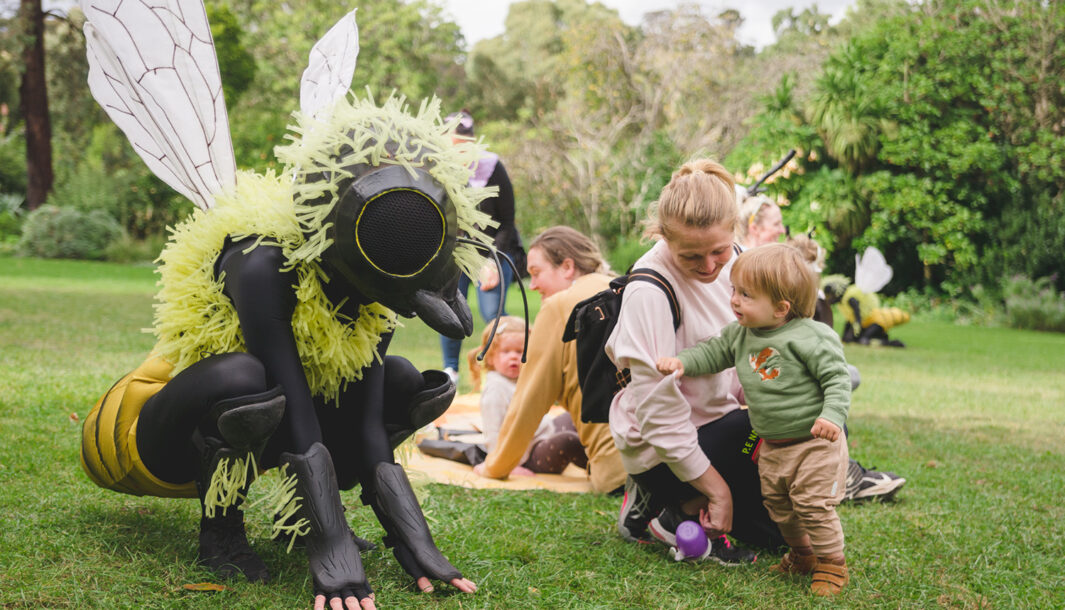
2 256 1063 608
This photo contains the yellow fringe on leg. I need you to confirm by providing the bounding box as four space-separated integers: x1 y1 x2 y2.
251 465 311 553
203 452 256 518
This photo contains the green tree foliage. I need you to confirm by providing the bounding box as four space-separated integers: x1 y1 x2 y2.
466 0 613 119
205 2 256 106
224 0 466 170
771 6 831 37
477 3 760 249
729 0 1065 294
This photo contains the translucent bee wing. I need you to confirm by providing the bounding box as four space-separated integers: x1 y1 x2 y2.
81 0 235 210
855 246 893 293
300 9 359 119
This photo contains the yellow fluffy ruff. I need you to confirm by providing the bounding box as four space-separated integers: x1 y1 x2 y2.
153 171 395 401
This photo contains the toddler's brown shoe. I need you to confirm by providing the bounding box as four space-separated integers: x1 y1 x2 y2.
810 561 849 596
769 551 817 575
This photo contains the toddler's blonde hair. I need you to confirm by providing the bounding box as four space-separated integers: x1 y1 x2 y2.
731 243 818 320
465 316 527 390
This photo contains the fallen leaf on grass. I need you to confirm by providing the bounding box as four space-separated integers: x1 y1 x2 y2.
69 412 79 422
183 583 226 592
528 587 540 595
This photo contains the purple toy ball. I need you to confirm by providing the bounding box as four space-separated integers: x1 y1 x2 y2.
675 520 708 558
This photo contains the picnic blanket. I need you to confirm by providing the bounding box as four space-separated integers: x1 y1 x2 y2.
405 393 593 493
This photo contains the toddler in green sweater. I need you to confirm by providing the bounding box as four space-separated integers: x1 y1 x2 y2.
657 243 851 596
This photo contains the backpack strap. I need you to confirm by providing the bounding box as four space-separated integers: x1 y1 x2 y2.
626 268 681 331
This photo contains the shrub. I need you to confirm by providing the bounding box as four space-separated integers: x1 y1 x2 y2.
0 134 27 195
0 192 23 256
16 205 125 260
49 163 135 218
53 128 193 239
606 236 652 275
102 233 167 264
884 288 959 325
1002 275 1065 333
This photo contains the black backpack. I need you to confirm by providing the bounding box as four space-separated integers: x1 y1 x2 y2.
561 268 680 423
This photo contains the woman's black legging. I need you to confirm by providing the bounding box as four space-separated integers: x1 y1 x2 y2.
632 408 786 551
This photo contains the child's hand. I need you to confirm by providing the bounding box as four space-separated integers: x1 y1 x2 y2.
479 264 500 290
656 357 684 376
810 418 841 441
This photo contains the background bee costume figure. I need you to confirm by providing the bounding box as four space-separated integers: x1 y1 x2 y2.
77 2 489 607
824 247 911 347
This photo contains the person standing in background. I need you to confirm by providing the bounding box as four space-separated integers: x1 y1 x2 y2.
439 110 523 386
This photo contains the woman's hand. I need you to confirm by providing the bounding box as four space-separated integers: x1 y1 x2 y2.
656 357 684 376
478 264 500 291
699 495 733 538
688 465 733 537
810 418 841 441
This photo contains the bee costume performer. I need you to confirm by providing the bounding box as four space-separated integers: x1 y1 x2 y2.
825 247 910 347
78 3 492 606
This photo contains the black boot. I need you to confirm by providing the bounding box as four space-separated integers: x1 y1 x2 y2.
280 442 369 600
195 435 269 582
194 387 285 583
385 369 455 449
368 461 462 583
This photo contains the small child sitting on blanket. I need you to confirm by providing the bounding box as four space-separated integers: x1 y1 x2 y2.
469 317 587 475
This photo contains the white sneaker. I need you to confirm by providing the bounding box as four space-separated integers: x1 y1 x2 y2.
443 367 459 386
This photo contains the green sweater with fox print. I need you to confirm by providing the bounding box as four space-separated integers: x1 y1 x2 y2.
677 318 850 440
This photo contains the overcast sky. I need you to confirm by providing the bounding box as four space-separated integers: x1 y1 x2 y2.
439 0 859 49
38 0 857 50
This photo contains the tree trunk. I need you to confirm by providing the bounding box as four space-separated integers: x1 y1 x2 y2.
19 0 53 210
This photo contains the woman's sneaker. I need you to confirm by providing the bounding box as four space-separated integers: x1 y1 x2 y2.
705 535 757 566
648 508 756 566
617 476 654 543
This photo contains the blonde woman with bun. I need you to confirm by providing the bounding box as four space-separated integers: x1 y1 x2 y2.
607 159 781 562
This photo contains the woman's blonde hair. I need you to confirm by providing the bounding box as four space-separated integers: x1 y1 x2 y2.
645 159 738 241
730 243 817 320
466 316 527 390
736 193 781 244
529 226 610 276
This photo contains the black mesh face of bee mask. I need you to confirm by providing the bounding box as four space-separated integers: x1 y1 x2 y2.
321 163 459 307
355 187 444 277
